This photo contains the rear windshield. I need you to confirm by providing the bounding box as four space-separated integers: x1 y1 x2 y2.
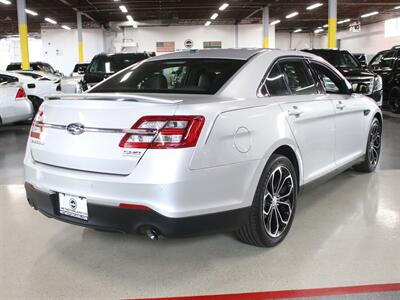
73 63 89 72
310 51 360 68
88 54 148 74
6 63 54 73
90 59 246 95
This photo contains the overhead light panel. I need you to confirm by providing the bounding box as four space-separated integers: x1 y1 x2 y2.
211 13 218 20
62 25 71 30
126 15 134 22
293 29 303 33
323 24 328 28
286 12 299 19
314 28 324 33
205 21 211 26
133 22 138 28
270 20 281 26
361 11 379 18
338 18 351 24
219 3 229 11
395 6 400 9
119 5 128 13
307 3 323 10
0 0 11 5
45 17 57 24
25 9 38 16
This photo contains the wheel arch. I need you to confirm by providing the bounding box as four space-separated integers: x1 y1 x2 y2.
271 145 301 188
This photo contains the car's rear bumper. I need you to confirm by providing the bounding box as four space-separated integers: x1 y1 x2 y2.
25 183 251 237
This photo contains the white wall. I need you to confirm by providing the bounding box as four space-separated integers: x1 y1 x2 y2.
41 28 105 75
0 37 43 71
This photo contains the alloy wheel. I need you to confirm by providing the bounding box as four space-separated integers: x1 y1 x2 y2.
368 121 381 168
262 166 294 238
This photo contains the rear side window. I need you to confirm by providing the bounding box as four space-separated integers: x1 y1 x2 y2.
279 60 317 95
370 51 396 70
260 64 290 96
90 59 246 95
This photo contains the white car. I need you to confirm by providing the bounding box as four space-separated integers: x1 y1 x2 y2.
58 63 89 94
0 83 33 125
1 71 59 113
24 49 382 247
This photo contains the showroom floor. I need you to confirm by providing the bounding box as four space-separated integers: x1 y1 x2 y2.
1 115 400 299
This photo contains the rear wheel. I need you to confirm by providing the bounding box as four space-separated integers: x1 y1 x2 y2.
354 117 382 173
389 87 400 113
236 154 297 247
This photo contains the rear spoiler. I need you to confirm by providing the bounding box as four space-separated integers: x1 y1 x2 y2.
45 93 183 104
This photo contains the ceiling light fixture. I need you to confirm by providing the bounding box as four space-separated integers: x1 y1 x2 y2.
62 25 71 30
361 11 379 18
307 3 323 10
286 12 299 19
395 6 400 9
126 15 134 22
219 3 229 11
119 5 128 13
205 21 211 26
25 9 38 16
270 20 281 26
293 29 303 33
45 17 57 24
0 0 11 5
338 18 351 24
323 24 328 28
314 28 324 33
211 13 218 20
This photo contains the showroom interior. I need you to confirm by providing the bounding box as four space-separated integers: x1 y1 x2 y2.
1 0 400 299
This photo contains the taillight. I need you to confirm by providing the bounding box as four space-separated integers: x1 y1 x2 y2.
15 88 26 101
30 110 44 141
119 116 205 149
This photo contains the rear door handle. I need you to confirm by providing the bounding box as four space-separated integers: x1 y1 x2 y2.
287 107 304 117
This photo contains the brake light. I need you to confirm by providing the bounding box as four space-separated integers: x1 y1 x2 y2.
15 88 26 101
119 116 205 149
30 110 44 141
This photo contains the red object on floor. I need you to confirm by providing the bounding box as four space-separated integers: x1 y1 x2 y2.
131 282 400 300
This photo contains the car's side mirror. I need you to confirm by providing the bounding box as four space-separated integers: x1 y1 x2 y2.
355 83 370 94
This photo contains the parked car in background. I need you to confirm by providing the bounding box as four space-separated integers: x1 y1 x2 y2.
15 70 61 83
369 46 400 113
81 52 151 91
0 83 33 125
25 49 382 247
71 63 89 77
6 61 63 77
303 49 383 106
0 71 59 114
57 63 90 94
353 53 369 67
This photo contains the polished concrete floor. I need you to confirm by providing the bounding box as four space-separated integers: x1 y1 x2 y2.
1 115 400 299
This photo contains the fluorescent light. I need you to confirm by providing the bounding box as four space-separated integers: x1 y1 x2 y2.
205 21 211 26
119 5 128 13
270 20 281 26
0 0 11 5
286 12 299 19
361 11 379 18
62 25 71 30
211 13 218 20
133 22 138 28
25 9 38 16
338 18 351 24
45 17 57 24
126 15 134 22
395 6 400 9
323 24 328 28
293 29 303 33
219 3 229 11
314 28 324 33
307 3 323 10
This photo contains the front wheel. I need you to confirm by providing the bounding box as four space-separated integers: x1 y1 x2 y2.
354 117 382 173
236 154 297 247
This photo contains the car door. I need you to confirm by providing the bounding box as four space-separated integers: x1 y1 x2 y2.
369 50 397 96
310 61 365 167
276 58 336 184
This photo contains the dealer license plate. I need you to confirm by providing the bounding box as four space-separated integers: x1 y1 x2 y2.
59 193 88 221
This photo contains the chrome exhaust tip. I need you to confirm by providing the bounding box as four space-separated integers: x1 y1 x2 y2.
146 228 161 240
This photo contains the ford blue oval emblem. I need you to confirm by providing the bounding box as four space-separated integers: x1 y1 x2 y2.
67 123 85 135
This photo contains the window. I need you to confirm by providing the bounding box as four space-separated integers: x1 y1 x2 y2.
260 64 290 96
0 75 18 85
88 54 148 74
311 62 347 94
91 59 246 95
370 51 396 70
279 60 317 95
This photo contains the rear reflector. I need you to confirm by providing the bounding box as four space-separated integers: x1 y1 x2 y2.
119 115 205 149
15 88 26 101
119 203 152 211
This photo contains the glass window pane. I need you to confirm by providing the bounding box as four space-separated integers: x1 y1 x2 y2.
264 64 290 96
279 60 317 95
312 63 343 94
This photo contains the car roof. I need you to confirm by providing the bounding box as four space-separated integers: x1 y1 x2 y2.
148 48 270 61
303 49 350 53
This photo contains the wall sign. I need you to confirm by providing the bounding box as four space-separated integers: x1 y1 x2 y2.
184 39 194 49
203 41 222 49
156 41 175 52
350 22 361 32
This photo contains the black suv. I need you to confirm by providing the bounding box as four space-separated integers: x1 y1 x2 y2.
81 52 152 91
369 46 400 113
303 49 382 106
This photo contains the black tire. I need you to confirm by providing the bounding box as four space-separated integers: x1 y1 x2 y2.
354 117 382 173
236 154 298 247
389 87 400 113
